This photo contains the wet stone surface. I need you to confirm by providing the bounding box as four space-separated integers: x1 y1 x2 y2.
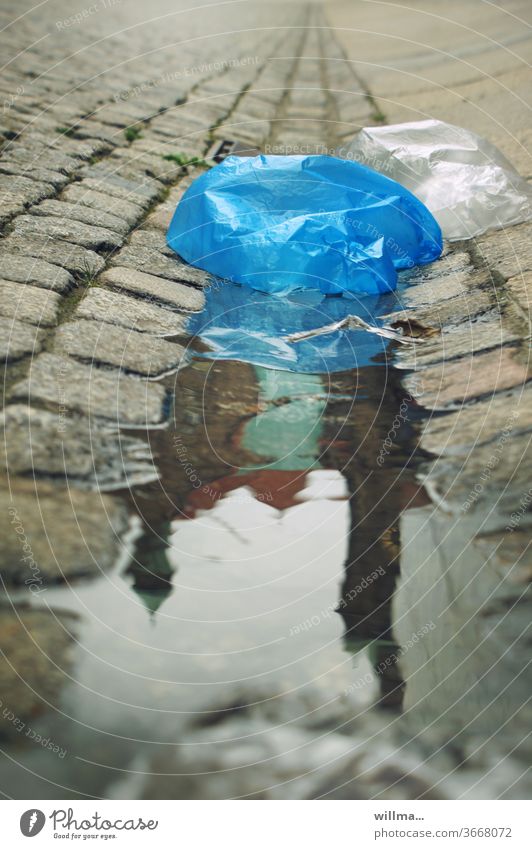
74 288 189 336
100 266 206 312
0 404 159 489
55 319 188 376
0 479 129 584
10 352 168 425
0 608 76 739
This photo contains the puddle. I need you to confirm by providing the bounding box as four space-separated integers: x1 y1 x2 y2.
1 282 530 799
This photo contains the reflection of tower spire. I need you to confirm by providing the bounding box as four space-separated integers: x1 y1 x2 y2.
127 523 174 620
322 365 418 711
339 509 404 710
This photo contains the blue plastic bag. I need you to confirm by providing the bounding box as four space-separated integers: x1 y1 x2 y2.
187 281 401 373
167 154 442 297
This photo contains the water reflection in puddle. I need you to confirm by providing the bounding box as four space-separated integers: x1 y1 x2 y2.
2 286 529 798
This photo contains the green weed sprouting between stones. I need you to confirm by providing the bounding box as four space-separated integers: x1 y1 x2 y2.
162 152 210 168
124 126 143 142
56 126 76 136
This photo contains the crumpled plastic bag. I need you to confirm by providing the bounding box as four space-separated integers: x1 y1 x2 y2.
338 120 532 241
167 154 442 297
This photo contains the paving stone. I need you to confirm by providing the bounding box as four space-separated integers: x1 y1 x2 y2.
0 202 24 227
95 106 151 128
110 150 182 183
0 317 44 361
0 161 70 189
128 229 176 252
140 202 176 232
422 432 531 528
149 125 206 151
71 120 120 145
55 319 187 376
0 478 129 585
405 346 529 410
20 131 110 160
81 173 162 207
132 139 197 159
399 252 472 283
475 222 532 280
3 146 83 175
0 404 159 490
0 280 61 326
61 184 144 228
10 352 167 426
75 287 188 336
100 266 205 312
400 271 474 309
114 244 211 287
0 607 75 737
383 287 494 332
31 199 130 236
419 386 532 457
0 173 56 206
12 214 123 252
0 253 74 293
395 317 520 370
0 234 105 278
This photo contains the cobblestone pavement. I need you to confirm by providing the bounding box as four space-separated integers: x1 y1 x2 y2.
0 0 530 799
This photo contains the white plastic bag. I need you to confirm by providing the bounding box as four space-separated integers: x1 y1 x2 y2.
338 119 532 241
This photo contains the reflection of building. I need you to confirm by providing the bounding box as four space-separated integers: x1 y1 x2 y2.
127 522 174 617
123 359 262 619
322 364 428 709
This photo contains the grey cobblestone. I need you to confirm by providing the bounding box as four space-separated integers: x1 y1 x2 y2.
12 214 124 253
10 352 167 425
112 242 211 287
404 345 528 410
0 253 74 292
0 161 70 190
81 173 163 208
31 199 130 236
0 480 129 584
61 185 145 228
1 233 105 278
0 404 158 489
75 287 188 336
395 317 520 370
0 317 43 361
418 387 532 456
0 280 62 326
100 266 205 312
0 174 56 208
475 222 532 280
0 608 75 738
55 319 187 376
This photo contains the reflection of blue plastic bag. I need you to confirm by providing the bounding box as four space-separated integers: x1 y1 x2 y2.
188 280 403 373
167 154 442 297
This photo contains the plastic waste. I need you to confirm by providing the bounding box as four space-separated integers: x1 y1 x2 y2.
167 154 442 297
338 120 532 241
187 279 408 373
